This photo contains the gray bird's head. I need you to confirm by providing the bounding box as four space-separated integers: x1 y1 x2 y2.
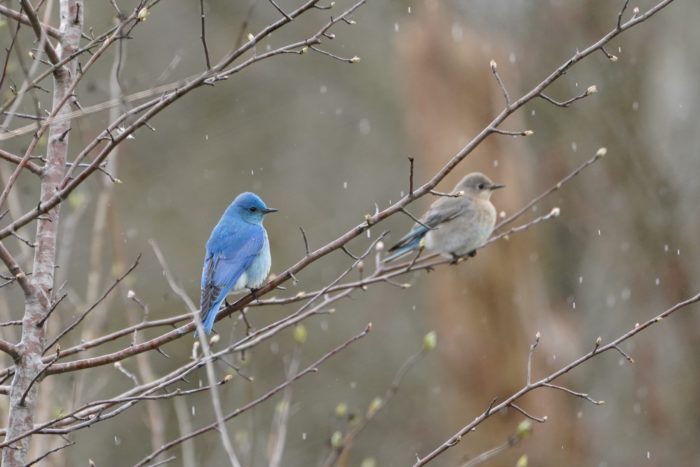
454 172 504 200
228 192 278 224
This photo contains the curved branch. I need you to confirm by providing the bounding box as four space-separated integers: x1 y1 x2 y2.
414 292 700 465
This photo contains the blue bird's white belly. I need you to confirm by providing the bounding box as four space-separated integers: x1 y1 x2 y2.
234 231 271 290
425 201 496 258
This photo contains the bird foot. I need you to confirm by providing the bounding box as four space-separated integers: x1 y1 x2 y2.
247 287 259 301
449 253 463 265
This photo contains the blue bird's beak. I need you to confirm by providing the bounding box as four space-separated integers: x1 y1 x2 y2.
262 207 278 214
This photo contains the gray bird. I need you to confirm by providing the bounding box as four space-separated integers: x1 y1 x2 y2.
384 173 504 262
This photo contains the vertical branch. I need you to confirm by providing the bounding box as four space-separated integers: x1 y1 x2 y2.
200 0 211 69
83 14 128 337
1 1 83 465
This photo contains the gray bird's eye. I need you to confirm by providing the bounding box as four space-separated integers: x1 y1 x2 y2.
477 183 485 190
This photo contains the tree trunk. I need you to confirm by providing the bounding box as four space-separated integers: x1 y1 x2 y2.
2 1 82 465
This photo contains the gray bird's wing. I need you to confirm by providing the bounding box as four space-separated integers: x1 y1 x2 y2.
420 196 472 228
388 196 471 255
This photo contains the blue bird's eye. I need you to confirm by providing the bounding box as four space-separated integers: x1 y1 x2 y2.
249 207 257 212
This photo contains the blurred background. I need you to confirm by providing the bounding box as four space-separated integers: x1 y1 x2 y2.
1 0 700 465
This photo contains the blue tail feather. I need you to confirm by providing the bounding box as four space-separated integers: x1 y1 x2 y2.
383 236 422 263
196 298 224 337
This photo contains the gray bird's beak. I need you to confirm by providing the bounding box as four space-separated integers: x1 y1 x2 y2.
262 207 278 214
489 183 505 190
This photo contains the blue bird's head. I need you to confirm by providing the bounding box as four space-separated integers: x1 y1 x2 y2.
227 192 277 224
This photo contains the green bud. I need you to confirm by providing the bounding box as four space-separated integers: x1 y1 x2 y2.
367 397 383 417
335 402 348 417
516 420 533 438
423 331 437 351
330 431 343 449
293 325 307 344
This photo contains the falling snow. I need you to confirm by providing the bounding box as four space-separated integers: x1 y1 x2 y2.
621 288 631 301
451 23 463 41
359 118 371 135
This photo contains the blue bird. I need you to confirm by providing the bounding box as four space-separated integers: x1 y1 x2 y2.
198 192 277 335
384 173 504 263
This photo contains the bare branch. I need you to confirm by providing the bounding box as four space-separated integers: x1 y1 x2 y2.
526 331 540 385
0 5 62 39
539 85 596 108
0 148 43 175
268 0 293 21
508 403 546 424
0 241 32 296
23 440 75 467
299 226 311 256
135 323 372 466
199 0 211 69
43 255 140 353
19 349 60 407
0 340 19 361
408 156 415 196
496 148 606 231
617 0 631 29
489 127 533 137
413 291 700 465
489 59 511 106
322 344 430 466
542 383 604 405
19 0 60 65
399 208 435 231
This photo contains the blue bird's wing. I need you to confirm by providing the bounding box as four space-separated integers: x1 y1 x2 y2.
199 225 264 334
385 198 466 262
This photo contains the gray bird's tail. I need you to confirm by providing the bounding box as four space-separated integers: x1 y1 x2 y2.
383 226 428 262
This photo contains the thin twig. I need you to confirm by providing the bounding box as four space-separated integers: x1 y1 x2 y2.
135 323 372 466
268 0 292 20
526 331 540 385
399 208 434 231
508 403 546 423
19 349 60 406
414 290 700 465
23 440 75 467
43 255 140 353
199 0 211 69
299 226 310 256
489 59 511 106
617 0 630 29
542 383 604 405
408 156 415 196
489 127 532 137
496 148 605 231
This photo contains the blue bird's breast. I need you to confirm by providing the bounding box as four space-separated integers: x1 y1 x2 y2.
235 229 271 290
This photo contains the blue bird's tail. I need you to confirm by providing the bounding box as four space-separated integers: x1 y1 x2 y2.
195 298 224 337
383 226 428 263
